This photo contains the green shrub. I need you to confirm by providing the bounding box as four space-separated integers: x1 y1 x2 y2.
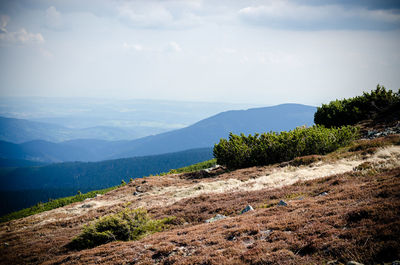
68 208 175 250
314 85 400 127
213 125 359 169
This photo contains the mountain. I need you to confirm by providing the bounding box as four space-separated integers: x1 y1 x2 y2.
0 147 213 215
111 103 316 158
0 97 257 136
0 104 315 162
0 116 165 143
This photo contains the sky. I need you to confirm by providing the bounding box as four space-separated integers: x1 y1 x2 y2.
0 0 399 106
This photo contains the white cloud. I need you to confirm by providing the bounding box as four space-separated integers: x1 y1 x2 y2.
45 6 64 30
0 15 9 34
123 41 182 53
117 0 203 29
123 42 145 52
164 41 182 52
0 16 45 45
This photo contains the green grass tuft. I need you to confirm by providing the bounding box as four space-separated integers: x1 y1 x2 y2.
68 208 175 250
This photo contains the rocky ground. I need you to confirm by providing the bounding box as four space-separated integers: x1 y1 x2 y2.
0 135 399 265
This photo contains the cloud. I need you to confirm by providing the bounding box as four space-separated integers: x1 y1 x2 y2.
117 0 203 29
164 41 182 52
0 15 9 33
45 6 64 30
123 42 145 52
238 1 400 30
123 41 182 53
0 15 44 45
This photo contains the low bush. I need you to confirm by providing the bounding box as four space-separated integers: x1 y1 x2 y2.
213 125 359 169
314 85 400 127
68 208 175 250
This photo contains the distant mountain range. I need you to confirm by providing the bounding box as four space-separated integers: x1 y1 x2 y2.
0 116 167 143
0 104 316 162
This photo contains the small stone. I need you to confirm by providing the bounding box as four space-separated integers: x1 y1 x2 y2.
260 229 272 240
319 192 328 196
240 205 254 214
277 200 287 206
347 261 364 265
227 235 236 241
205 214 227 223
81 203 94 208
95 194 102 198
326 260 339 265
133 191 139 196
4 242 9 247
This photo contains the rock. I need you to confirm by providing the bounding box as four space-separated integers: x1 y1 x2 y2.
205 214 227 223
227 234 236 241
133 191 139 196
81 203 94 208
136 186 143 192
279 161 290 167
326 260 339 265
277 200 287 206
4 242 9 247
367 130 377 137
95 194 102 198
240 205 254 214
347 261 364 265
204 165 221 173
392 261 400 265
260 229 272 240
319 192 328 196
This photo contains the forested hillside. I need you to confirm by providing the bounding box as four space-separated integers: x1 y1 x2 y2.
0 148 213 216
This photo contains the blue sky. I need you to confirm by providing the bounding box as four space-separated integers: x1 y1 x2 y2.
0 0 399 105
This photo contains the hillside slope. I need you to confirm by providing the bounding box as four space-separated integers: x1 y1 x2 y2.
0 134 398 264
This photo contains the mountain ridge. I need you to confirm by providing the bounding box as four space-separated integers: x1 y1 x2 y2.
0 103 316 162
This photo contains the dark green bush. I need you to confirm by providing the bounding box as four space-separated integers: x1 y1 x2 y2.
68 208 175 250
213 125 359 169
314 85 400 127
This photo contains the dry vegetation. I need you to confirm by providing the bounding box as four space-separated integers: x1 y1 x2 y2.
0 135 399 265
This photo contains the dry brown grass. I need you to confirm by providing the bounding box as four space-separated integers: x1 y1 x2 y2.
44 166 400 265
